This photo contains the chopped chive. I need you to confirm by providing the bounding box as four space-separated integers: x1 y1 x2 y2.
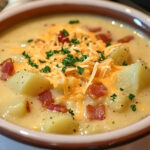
61 29 69 36
46 50 54 59
122 61 128 66
131 104 136 112
77 66 84 75
69 20 80 24
105 42 111 47
62 66 67 73
71 38 80 44
39 59 46 63
110 93 117 101
120 88 124 91
62 54 76 67
40 66 51 73
96 51 101 53
28 59 38 69
68 108 74 116
60 47 70 54
56 64 61 68
27 39 33 43
128 93 135 100
98 51 106 61
54 50 60 54
22 51 30 59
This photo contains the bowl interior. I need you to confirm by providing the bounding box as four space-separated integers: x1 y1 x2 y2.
0 0 150 149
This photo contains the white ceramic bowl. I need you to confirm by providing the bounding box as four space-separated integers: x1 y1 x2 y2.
0 0 150 149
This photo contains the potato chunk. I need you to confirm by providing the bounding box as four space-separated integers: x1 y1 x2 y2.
116 60 150 94
106 44 130 65
41 112 78 134
106 94 129 112
8 71 51 96
1 96 27 118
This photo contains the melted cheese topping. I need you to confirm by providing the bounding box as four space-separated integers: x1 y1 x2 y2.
10 23 123 120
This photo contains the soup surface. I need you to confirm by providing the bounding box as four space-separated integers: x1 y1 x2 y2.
0 14 150 135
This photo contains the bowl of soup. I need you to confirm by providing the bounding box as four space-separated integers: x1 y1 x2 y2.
0 0 150 149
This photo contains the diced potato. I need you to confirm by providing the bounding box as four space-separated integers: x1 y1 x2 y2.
106 93 130 112
7 71 51 96
1 96 27 118
106 44 130 65
41 112 78 134
116 60 150 94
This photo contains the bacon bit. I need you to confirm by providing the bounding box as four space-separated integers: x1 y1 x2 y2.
118 35 134 43
87 104 105 120
47 104 68 113
26 101 31 112
58 32 70 44
96 33 112 42
88 27 102 32
0 58 14 81
39 90 54 107
88 82 107 99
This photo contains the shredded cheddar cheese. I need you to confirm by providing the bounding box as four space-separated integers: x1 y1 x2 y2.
11 23 126 120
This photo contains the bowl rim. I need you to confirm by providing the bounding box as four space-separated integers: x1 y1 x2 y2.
0 0 150 148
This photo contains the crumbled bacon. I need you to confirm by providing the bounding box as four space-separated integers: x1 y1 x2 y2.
96 33 112 42
87 104 105 120
117 35 134 43
58 32 70 44
39 90 54 107
47 104 68 113
0 58 14 81
88 27 102 32
38 90 67 113
26 101 31 112
88 82 107 99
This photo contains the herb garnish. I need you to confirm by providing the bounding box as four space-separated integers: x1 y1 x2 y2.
71 38 80 44
22 51 38 69
56 64 61 68
46 50 54 59
77 66 84 75
39 59 46 63
122 61 128 66
62 66 67 73
28 59 38 69
22 51 30 59
128 93 135 100
40 66 51 73
68 109 74 116
69 20 80 24
60 47 70 54
27 39 33 43
110 93 117 101
53 50 60 54
97 51 101 53
61 29 69 36
105 42 111 47
131 104 136 112
98 51 106 61
120 88 124 91
62 54 76 67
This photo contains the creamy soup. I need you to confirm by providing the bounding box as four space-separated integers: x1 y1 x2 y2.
0 14 150 135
